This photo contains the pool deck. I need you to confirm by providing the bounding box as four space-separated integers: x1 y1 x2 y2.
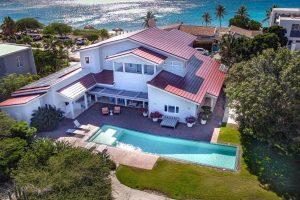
38 91 225 142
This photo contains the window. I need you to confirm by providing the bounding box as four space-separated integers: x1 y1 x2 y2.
114 62 123 72
85 57 90 64
164 105 179 113
124 63 142 74
290 24 300 37
144 65 154 75
16 56 23 67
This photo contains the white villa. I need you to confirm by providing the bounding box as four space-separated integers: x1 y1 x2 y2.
270 8 300 51
0 27 225 123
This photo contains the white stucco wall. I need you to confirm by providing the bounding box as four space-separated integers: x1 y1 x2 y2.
111 55 157 92
148 85 198 123
80 48 101 73
1 97 41 123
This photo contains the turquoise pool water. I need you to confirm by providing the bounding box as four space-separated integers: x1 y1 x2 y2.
89 125 238 170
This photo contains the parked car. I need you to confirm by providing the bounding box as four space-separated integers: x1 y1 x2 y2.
195 47 210 56
31 34 42 41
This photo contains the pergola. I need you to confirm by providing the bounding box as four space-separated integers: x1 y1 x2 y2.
88 86 148 107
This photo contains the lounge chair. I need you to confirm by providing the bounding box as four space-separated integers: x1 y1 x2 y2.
113 106 121 114
66 129 86 137
102 107 109 115
73 120 89 131
160 116 179 129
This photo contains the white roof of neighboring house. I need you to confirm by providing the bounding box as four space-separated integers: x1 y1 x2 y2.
0 44 30 57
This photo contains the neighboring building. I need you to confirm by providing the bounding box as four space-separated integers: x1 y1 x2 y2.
269 8 300 51
0 43 37 77
228 25 262 38
0 28 225 123
160 24 218 40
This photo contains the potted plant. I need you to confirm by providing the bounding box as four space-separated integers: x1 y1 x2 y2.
185 116 196 128
138 107 148 117
150 111 162 122
200 106 211 125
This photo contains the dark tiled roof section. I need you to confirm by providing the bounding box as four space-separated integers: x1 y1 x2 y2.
148 52 225 104
148 57 203 94
93 70 114 85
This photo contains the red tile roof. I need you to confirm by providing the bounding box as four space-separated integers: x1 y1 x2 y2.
12 86 50 96
0 94 41 107
58 70 114 99
129 28 196 60
106 47 167 65
93 70 114 85
178 25 217 37
148 52 225 104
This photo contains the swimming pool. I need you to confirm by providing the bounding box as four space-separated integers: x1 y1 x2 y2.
88 125 238 170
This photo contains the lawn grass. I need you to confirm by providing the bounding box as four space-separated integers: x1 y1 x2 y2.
116 124 281 200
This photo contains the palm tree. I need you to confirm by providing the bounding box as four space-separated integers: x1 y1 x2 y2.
202 12 212 26
236 6 249 18
215 5 226 28
262 5 278 23
142 11 156 28
1 16 16 40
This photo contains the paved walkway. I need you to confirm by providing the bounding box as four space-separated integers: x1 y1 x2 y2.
210 128 220 143
112 173 173 200
107 147 158 170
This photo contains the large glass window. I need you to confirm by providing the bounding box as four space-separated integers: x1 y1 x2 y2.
290 24 300 37
164 105 179 113
144 65 154 75
114 62 123 72
124 63 142 74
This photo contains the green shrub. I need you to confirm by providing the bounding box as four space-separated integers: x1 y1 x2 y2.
31 105 64 132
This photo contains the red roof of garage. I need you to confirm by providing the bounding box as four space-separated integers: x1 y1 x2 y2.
0 94 41 107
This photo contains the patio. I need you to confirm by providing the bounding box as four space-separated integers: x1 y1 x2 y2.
38 91 226 142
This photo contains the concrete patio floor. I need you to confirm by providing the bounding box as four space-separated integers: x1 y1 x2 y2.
38 91 226 142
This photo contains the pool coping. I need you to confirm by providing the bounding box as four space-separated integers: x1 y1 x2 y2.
87 124 240 171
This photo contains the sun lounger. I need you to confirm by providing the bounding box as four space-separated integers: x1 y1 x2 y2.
66 129 86 137
73 120 90 131
160 116 179 129
113 106 121 114
102 107 109 115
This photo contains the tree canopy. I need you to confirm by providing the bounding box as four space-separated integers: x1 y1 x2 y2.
43 22 72 36
226 48 300 153
16 18 43 31
215 5 226 28
229 15 261 30
0 112 36 181
220 32 281 67
0 73 39 99
13 139 112 200
263 25 288 46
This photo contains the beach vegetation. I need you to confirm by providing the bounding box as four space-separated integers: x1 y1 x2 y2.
142 11 156 28
262 5 279 23
13 139 112 200
235 6 249 18
15 18 43 32
202 12 212 26
229 14 261 30
43 22 72 37
0 16 16 41
215 5 226 28
0 73 39 99
73 29 109 41
31 105 64 132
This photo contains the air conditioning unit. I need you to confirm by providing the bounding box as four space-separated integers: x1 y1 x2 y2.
219 64 228 73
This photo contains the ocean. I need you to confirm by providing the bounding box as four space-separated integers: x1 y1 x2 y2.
1 0 300 31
